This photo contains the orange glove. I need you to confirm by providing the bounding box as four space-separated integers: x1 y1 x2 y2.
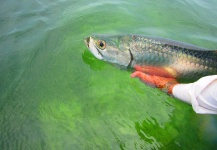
133 65 175 78
131 71 178 95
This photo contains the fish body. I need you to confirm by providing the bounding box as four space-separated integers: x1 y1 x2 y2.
84 34 217 82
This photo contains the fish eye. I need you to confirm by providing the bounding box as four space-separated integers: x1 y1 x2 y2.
97 40 106 50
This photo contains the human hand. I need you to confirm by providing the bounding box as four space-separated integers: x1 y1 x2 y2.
131 71 178 94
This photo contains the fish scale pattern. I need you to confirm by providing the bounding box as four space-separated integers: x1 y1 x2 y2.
130 35 217 82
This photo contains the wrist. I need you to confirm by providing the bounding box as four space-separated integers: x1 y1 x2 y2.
160 80 178 95
172 83 193 104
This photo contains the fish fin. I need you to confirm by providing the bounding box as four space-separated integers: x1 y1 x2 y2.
131 71 178 94
133 65 177 78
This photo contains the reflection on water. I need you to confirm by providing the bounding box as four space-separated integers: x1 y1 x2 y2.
135 120 163 149
0 0 217 149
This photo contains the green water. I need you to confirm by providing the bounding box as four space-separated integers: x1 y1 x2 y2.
0 0 217 149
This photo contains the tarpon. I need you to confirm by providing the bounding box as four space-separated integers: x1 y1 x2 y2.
84 34 217 82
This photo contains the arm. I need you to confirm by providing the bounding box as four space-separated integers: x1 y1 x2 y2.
131 71 217 114
172 76 217 114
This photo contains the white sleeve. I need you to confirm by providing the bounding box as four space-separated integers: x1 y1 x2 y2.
172 75 217 114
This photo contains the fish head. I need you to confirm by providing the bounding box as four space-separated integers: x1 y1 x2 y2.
84 34 132 67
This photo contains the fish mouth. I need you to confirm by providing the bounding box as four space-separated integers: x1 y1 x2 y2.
84 36 103 60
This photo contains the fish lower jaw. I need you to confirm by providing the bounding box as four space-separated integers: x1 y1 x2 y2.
89 48 103 60
88 37 103 60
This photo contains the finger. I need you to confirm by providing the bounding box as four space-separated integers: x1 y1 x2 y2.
133 65 175 78
131 71 179 94
131 71 156 86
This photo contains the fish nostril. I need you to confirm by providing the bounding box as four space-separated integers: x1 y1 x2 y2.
84 37 90 47
86 37 90 43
